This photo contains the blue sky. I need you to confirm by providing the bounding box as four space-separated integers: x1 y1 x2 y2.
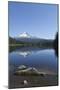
8 2 58 39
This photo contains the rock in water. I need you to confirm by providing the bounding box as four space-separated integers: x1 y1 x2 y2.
24 80 28 85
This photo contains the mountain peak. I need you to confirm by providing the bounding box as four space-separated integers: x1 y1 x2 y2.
18 32 31 38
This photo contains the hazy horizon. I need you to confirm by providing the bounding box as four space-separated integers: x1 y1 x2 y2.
8 2 58 40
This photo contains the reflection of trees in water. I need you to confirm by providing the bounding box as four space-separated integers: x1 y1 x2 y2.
9 46 23 52
9 46 49 53
53 32 58 57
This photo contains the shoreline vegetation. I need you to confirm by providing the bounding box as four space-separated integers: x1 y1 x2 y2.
9 42 53 53
9 44 24 46
9 44 53 48
9 38 53 48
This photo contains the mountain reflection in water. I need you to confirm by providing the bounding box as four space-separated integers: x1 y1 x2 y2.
9 46 58 57
15 51 32 57
10 47 50 57
9 47 58 73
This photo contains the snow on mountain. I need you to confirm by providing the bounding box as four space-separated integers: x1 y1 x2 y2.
15 32 42 43
18 32 31 38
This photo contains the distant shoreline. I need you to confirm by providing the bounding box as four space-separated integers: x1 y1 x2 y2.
9 44 23 46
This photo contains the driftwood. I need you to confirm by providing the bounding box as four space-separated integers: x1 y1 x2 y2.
14 65 46 76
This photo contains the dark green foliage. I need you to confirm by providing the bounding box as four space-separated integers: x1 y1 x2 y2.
9 37 16 44
53 32 58 56
9 36 53 47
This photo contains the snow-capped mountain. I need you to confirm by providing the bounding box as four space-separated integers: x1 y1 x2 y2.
15 32 37 43
18 32 31 38
14 32 51 44
15 32 41 43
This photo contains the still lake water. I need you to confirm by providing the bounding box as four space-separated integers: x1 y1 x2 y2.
9 47 58 88
9 47 58 89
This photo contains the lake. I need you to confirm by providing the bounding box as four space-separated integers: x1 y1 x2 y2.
9 47 58 88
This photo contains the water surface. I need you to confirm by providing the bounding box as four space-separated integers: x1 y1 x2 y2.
9 47 58 88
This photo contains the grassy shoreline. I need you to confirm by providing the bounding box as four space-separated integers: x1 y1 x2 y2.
9 44 24 46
